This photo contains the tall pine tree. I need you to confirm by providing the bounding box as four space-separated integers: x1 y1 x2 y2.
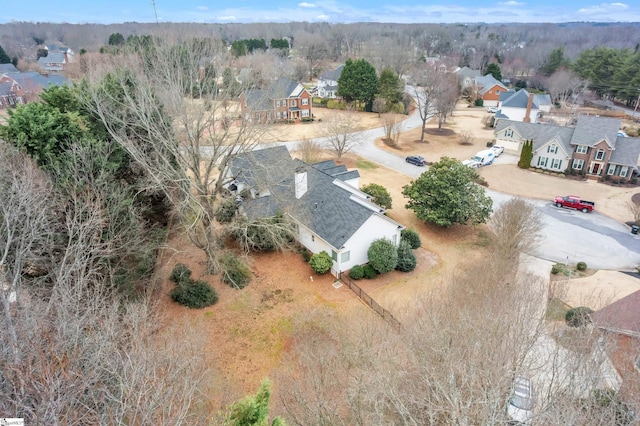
518 139 533 169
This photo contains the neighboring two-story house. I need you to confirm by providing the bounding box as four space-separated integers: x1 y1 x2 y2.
453 66 481 90
316 64 344 98
494 115 640 180
227 146 404 276
471 74 508 107
0 71 68 107
241 77 312 123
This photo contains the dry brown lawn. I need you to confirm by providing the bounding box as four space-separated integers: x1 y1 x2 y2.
158 102 640 411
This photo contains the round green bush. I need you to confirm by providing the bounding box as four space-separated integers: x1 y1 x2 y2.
400 229 421 249
367 239 398 274
396 241 417 272
170 279 219 309
565 306 594 327
349 265 364 280
576 261 587 271
220 254 252 289
170 263 192 284
551 263 564 275
309 251 333 274
363 264 377 279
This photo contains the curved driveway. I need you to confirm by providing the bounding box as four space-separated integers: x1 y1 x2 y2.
278 98 640 270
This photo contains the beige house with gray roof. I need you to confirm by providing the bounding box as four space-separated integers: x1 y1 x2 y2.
494 115 640 180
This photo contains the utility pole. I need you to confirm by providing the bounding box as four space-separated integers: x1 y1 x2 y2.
151 0 159 24
634 90 640 117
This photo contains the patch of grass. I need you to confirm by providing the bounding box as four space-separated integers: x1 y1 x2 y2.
546 297 570 321
204 311 215 318
475 229 492 247
271 317 292 335
355 158 378 169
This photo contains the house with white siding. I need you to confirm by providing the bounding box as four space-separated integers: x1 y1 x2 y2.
228 146 404 275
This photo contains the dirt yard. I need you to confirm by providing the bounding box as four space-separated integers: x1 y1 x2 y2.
159 102 640 410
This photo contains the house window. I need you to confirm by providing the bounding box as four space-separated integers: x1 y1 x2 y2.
551 158 562 170
302 98 309 105
575 145 588 154
537 156 548 167
301 110 310 117
311 235 315 242
594 149 605 160
620 166 629 178
331 250 337 261
341 251 350 262
290 99 297 107
572 159 585 170
254 113 260 121
607 164 616 175
275 100 281 107
547 144 558 154
505 129 513 137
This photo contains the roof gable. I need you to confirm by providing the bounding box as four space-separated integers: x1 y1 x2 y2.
495 119 574 154
570 115 621 148
318 64 344 82
501 89 539 109
474 74 507 94
230 147 389 249
609 137 640 167
592 289 640 337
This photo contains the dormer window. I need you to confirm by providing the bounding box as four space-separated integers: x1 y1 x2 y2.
505 129 514 137
547 144 558 154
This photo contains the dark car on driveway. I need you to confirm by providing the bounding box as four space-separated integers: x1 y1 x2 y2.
406 155 426 166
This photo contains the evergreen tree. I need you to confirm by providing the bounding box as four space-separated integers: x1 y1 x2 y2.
484 63 502 82
337 58 378 109
225 379 286 426
0 45 10 64
377 68 404 106
518 139 533 169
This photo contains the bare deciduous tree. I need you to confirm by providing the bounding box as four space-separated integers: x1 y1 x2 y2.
322 109 364 160
84 37 269 272
295 137 325 164
458 129 474 145
381 113 402 147
489 197 544 261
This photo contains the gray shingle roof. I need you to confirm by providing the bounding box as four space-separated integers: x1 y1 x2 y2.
319 64 344 82
0 82 12 96
609 137 640 167
244 77 303 111
0 63 19 74
230 146 384 249
501 89 538 109
454 66 481 78
570 115 619 148
474 74 507 95
9 72 68 90
495 120 574 154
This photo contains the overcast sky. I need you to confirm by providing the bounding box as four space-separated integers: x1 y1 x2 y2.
3 1 640 24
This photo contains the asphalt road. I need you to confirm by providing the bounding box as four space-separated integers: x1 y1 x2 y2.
276 95 640 270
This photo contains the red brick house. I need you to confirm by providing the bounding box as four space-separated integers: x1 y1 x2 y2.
591 289 640 407
472 74 507 107
0 72 69 108
241 77 312 123
494 115 640 181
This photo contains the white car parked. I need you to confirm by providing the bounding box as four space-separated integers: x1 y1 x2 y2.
507 376 534 424
487 107 499 113
490 145 505 157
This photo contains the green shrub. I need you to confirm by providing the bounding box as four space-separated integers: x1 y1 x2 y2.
170 279 218 309
220 253 252 289
474 98 484 106
486 141 494 147
363 264 377 279
565 306 594 327
576 261 587 271
170 263 192 284
551 263 565 274
361 183 392 209
309 251 333 274
349 265 364 280
214 198 238 223
298 247 312 262
401 229 421 249
395 241 417 272
367 238 398 274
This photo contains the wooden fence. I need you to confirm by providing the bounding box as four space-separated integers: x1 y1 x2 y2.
339 273 401 330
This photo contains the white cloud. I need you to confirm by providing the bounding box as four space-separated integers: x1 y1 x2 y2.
500 1 524 5
316 14 330 20
298 2 317 8
196 6 208 10
579 2 629 15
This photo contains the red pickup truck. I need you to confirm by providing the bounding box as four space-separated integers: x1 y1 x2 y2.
553 195 595 213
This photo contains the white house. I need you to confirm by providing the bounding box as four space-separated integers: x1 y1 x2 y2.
228 146 404 275
495 89 553 124
316 64 344 98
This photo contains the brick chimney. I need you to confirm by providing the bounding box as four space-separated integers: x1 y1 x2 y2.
523 93 534 123
294 166 307 199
